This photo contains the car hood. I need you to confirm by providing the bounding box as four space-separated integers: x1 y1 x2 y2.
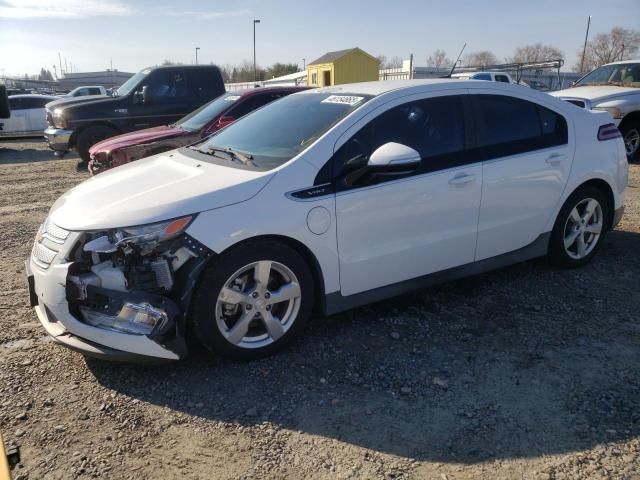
89 125 187 154
49 150 275 230
45 94 112 110
550 85 639 103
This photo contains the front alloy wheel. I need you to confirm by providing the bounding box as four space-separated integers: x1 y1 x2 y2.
624 126 640 160
190 241 314 360
216 261 302 349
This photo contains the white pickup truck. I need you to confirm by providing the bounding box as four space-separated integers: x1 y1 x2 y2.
66 86 107 97
550 60 640 162
451 71 516 83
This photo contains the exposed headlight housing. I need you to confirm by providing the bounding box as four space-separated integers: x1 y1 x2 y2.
83 215 194 253
80 302 168 335
592 106 623 119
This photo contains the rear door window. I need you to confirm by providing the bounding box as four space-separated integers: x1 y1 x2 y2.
471 94 568 159
495 75 510 83
8 98 26 110
472 73 492 81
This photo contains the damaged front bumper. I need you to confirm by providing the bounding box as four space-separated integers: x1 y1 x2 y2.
26 228 190 362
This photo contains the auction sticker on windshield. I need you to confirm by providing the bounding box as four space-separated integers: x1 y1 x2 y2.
321 95 365 106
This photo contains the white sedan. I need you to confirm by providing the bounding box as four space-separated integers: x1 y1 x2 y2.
28 79 628 361
0 94 57 137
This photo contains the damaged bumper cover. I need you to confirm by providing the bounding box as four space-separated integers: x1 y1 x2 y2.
26 225 211 362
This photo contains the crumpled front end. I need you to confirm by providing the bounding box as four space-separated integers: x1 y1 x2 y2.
27 216 213 362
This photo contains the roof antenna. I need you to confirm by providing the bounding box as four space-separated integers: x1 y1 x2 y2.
444 43 466 78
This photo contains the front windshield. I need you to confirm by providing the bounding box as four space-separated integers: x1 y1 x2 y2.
576 63 640 87
115 68 150 97
176 92 240 132
195 92 372 170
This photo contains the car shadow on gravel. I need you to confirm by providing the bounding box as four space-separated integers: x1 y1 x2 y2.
0 142 79 164
86 230 640 464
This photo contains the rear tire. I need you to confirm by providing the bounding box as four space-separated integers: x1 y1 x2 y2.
549 186 610 268
77 125 118 163
190 240 314 360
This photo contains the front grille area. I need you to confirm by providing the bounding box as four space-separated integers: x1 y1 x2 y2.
31 220 70 269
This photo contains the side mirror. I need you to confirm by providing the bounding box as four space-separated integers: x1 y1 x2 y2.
0 85 9 119
142 85 152 103
367 142 421 172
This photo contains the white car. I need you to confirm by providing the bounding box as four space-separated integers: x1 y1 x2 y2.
0 94 57 137
27 80 628 362
550 60 640 162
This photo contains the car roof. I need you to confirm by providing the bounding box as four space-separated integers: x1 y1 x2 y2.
71 86 103 89
235 86 311 98
298 78 523 97
8 94 58 99
603 59 640 66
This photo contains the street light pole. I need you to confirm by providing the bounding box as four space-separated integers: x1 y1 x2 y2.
195 47 200 65
580 15 592 73
253 19 261 82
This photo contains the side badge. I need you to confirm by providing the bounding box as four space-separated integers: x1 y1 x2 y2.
307 206 331 235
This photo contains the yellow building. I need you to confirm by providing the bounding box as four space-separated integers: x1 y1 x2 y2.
307 47 380 87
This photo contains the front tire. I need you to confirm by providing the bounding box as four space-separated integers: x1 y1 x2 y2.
77 125 118 163
190 240 314 360
621 120 640 163
549 186 609 268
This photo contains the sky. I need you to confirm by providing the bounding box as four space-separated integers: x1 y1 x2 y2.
1 0 639 77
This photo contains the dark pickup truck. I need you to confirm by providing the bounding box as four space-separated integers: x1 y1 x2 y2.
44 65 225 162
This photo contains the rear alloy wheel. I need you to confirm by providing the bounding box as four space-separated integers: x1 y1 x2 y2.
622 121 640 162
191 241 314 360
549 186 609 268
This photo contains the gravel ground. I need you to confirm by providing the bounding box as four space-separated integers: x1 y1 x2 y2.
0 138 639 480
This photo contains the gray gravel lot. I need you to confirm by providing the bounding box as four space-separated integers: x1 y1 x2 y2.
0 139 639 480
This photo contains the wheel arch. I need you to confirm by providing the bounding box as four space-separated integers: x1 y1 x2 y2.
215 234 328 315
619 110 640 131
570 178 616 231
69 121 121 148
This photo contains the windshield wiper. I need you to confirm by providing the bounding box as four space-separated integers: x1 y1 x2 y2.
191 146 256 166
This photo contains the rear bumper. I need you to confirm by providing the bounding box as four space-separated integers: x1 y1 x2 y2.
44 126 72 152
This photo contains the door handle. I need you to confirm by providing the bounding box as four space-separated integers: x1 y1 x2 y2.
545 153 565 165
449 173 476 186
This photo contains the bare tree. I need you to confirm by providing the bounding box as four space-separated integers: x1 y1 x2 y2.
463 51 498 68
387 56 404 68
575 27 640 72
376 54 387 67
426 49 452 68
508 43 563 63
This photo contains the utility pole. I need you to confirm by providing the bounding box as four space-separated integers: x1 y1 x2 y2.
302 58 306 71
580 15 592 73
195 47 200 65
58 52 63 77
53 65 57 81
253 19 261 82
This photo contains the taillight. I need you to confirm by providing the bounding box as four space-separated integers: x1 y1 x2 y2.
597 123 621 141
